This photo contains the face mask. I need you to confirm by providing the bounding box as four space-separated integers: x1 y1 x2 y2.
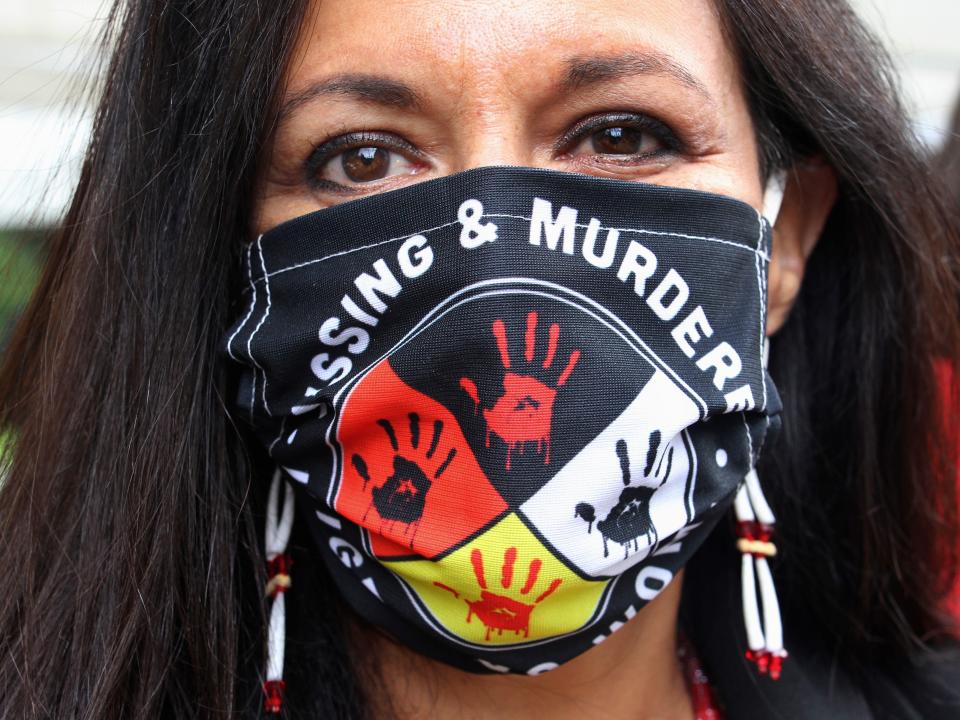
224 166 781 677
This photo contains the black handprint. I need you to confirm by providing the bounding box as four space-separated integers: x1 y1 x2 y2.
351 413 456 542
574 431 674 559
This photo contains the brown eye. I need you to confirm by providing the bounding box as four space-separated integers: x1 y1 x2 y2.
563 114 677 166
307 133 421 191
341 147 391 183
591 126 650 155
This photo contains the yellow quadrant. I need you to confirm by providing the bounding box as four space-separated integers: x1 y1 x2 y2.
383 513 608 646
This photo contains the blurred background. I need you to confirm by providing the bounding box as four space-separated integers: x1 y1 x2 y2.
0 0 959 350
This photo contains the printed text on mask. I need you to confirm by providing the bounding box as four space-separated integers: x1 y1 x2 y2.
313 198 756 413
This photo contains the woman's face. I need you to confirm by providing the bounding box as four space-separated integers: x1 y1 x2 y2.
254 0 763 234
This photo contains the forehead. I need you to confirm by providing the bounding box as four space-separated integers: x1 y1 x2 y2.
288 0 735 100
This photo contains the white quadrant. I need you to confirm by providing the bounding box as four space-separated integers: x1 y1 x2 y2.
521 370 699 578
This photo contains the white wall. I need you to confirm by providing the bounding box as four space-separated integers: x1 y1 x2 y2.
849 0 960 146
0 0 104 226
0 0 958 226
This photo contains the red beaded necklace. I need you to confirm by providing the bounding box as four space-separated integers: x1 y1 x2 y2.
678 635 724 720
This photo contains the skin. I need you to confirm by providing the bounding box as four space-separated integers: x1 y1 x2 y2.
254 1 837 717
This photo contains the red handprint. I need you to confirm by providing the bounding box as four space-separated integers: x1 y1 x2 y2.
434 546 562 641
460 311 580 469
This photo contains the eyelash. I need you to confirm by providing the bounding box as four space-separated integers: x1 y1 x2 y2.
556 112 682 158
302 111 683 192
303 130 424 191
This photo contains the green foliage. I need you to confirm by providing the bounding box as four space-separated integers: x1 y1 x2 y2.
0 428 13 478
0 229 44 351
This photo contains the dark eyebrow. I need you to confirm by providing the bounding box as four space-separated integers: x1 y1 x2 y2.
278 74 422 123
563 52 712 100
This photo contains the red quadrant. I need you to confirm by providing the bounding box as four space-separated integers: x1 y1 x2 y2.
336 359 509 559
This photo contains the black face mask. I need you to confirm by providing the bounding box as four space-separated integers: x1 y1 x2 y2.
224 166 781 676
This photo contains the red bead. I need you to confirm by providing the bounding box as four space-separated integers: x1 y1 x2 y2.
770 655 784 680
745 649 786 680
267 553 292 578
263 679 286 714
745 649 770 673
736 520 775 542
679 635 723 719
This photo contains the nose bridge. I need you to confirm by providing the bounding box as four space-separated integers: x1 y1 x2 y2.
443 58 538 171
448 102 535 171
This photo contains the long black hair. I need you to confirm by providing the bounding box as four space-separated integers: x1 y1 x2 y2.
0 1 957 718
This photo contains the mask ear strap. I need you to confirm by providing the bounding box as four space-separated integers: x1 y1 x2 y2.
762 169 788 227
264 468 295 714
